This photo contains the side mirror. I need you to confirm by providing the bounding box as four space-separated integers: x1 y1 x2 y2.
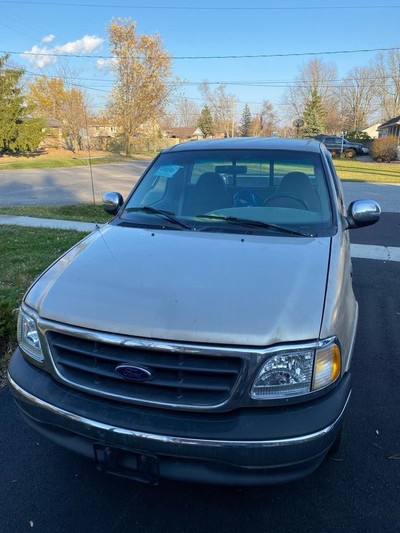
346 199 381 229
102 192 124 215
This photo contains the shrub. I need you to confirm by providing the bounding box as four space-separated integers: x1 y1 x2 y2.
345 131 371 145
0 301 17 360
371 135 399 162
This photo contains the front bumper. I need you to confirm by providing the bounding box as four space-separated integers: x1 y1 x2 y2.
8 348 351 485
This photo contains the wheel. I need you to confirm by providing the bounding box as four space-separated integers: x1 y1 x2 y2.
263 193 310 210
344 148 356 158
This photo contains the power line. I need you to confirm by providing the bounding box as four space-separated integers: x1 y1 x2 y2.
3 46 400 61
10 65 397 92
0 1 400 10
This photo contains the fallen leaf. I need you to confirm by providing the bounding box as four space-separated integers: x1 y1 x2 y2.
375 429 380 435
29 521 34 528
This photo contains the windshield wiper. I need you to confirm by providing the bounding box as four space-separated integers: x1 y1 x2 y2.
125 206 194 230
195 214 311 237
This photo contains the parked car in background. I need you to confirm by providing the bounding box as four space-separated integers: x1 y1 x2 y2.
9 137 381 486
314 134 370 157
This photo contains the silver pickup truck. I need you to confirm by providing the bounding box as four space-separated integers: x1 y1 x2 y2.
8 137 380 485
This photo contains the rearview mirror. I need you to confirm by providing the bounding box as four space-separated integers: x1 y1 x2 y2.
346 199 381 229
102 192 124 215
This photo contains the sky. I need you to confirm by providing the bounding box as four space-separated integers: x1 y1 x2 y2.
1 0 399 123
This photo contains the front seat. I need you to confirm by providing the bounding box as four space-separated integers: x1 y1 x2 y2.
264 172 320 211
184 172 232 215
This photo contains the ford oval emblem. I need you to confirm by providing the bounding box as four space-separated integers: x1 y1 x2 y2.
115 364 152 382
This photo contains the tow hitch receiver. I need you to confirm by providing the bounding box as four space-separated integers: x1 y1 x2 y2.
94 444 160 485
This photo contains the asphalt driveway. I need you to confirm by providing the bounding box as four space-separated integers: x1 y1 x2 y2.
1 258 400 533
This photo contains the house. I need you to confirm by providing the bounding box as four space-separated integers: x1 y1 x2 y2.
362 123 382 139
164 127 204 140
41 118 63 148
377 116 400 139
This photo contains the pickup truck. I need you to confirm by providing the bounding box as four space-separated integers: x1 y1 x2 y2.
8 137 380 485
314 135 370 157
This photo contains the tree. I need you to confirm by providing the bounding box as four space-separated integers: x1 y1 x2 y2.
197 105 214 137
0 54 45 154
170 96 199 128
199 81 236 137
27 73 88 151
106 17 177 155
284 59 340 133
240 103 252 137
374 49 400 120
249 100 277 137
340 66 377 131
301 88 326 137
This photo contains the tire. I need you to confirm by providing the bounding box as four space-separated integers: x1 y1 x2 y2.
344 148 356 158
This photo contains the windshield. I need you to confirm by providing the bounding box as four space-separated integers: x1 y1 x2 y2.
120 149 335 236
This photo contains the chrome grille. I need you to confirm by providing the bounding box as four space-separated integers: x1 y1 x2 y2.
47 332 243 407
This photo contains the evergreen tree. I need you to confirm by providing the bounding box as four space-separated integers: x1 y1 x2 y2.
240 103 252 137
301 89 326 137
197 105 214 137
0 54 45 154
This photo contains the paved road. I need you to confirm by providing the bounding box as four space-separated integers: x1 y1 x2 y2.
1 258 399 533
1 162 400 211
0 162 149 206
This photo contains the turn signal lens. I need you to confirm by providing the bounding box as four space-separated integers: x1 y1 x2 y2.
312 343 341 391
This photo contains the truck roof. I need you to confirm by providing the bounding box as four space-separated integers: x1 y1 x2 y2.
162 137 323 154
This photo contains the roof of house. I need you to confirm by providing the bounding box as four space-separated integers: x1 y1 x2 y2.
45 118 62 128
165 126 203 136
378 115 400 130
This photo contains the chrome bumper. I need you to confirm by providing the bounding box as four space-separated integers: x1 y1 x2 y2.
8 372 350 470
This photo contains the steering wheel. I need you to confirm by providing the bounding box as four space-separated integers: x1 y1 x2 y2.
263 193 310 210
233 189 260 208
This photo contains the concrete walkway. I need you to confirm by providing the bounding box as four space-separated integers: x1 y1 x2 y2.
0 214 98 232
1 214 399 262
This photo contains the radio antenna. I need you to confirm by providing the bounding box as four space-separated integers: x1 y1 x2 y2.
84 106 96 209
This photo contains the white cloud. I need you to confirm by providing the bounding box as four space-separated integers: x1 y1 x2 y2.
96 58 116 70
42 34 55 43
54 35 103 55
21 45 58 69
21 34 104 69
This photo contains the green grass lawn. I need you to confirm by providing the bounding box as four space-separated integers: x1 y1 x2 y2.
0 226 88 378
0 151 157 170
0 204 113 223
333 159 400 183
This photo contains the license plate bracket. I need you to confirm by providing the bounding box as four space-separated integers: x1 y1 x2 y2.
94 444 160 485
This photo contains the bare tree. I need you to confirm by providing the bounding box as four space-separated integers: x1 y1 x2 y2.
249 100 277 136
340 66 378 131
199 81 236 137
374 49 400 120
106 17 177 155
170 96 199 128
283 58 340 133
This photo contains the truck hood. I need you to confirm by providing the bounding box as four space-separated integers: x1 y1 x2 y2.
26 225 331 346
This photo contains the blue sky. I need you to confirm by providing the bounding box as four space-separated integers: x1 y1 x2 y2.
1 0 399 121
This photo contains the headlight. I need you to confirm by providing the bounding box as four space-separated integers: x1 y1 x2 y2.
250 339 341 400
17 308 44 363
